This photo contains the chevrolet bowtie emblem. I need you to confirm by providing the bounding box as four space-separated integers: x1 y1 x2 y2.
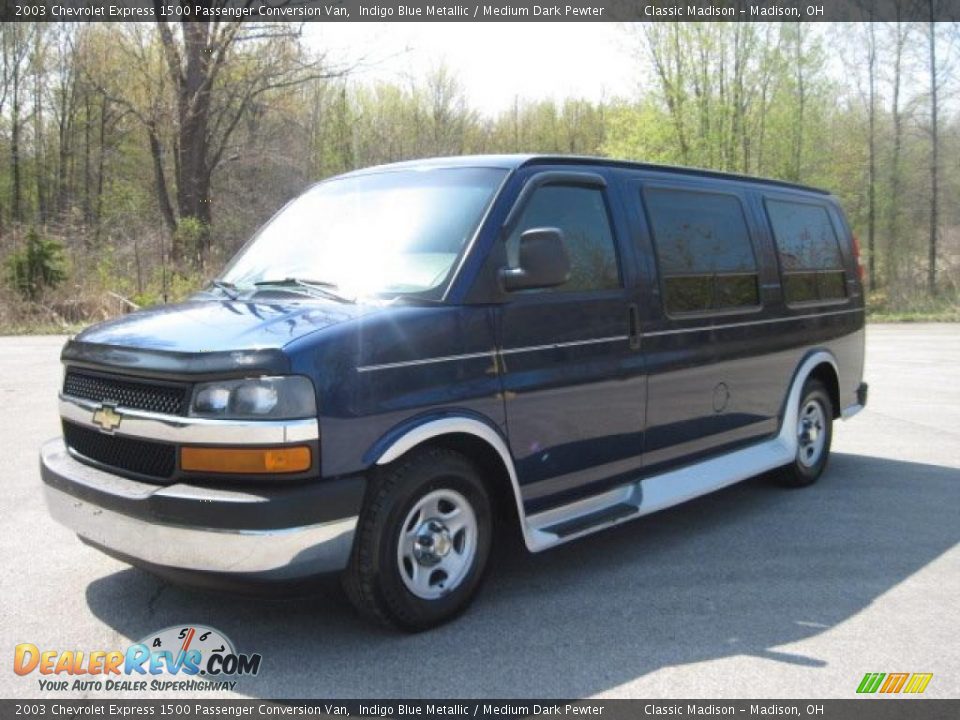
92 405 123 433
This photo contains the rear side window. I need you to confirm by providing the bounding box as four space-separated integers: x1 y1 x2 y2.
644 188 760 314
507 185 620 292
765 200 847 304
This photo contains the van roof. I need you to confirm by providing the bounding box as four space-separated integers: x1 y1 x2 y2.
339 154 831 196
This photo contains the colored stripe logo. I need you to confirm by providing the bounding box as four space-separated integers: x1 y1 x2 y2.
857 672 933 694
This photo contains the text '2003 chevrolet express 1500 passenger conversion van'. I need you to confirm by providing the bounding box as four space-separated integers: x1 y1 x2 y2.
41 155 867 630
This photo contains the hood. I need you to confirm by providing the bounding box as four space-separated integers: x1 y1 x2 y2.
63 297 383 377
75 297 380 353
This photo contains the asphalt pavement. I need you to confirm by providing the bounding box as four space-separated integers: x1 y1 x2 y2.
1 324 957 699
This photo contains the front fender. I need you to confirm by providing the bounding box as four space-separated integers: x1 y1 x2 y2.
364 409 511 468
363 411 533 550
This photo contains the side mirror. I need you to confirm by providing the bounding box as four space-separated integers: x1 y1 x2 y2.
500 227 571 291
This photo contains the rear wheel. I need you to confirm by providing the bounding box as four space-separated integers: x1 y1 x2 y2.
777 378 833 488
343 447 492 631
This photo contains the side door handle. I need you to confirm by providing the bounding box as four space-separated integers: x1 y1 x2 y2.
628 304 641 351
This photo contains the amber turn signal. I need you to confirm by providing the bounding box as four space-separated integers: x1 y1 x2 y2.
180 446 311 474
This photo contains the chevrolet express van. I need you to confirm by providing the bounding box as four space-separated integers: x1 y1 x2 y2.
41 155 867 630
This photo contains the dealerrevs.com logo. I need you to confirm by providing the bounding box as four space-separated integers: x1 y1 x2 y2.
14 625 262 693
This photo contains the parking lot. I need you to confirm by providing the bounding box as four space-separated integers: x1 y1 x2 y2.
2 323 958 699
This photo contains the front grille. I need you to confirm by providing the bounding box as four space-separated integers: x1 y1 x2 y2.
63 421 176 480
63 370 189 416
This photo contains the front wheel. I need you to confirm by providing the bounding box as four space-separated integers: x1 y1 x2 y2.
777 378 833 488
343 447 492 631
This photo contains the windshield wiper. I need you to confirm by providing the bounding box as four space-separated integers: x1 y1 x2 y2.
253 277 354 304
210 279 239 300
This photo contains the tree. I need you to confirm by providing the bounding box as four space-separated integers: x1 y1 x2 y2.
5 227 66 300
860 20 879 291
884 14 912 291
3 25 32 224
616 22 830 180
926 10 941 294
789 22 807 182
152 11 346 265
83 13 343 266
422 63 472 156
640 24 692 164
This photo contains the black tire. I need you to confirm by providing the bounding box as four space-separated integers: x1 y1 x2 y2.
342 447 492 631
777 378 833 488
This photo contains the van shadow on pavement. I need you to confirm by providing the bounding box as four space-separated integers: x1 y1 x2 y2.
85 452 960 698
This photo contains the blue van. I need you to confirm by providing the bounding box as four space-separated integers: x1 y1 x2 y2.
41 155 867 630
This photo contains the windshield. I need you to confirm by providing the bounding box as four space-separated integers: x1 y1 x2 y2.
220 167 507 300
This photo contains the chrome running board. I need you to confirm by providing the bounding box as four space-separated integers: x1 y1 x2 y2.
524 432 794 551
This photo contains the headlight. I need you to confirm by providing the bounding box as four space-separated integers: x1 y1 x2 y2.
189 376 316 419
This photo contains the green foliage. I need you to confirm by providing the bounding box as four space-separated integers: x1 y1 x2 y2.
487 98 608 156
130 267 205 308
4 229 68 301
166 269 206 302
603 100 686 164
173 217 209 266
604 23 839 180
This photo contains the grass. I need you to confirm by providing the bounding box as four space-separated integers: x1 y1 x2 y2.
865 290 960 323
0 322 85 337
867 309 960 322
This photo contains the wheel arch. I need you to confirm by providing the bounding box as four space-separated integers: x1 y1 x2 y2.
778 350 839 442
368 414 529 548
806 360 841 418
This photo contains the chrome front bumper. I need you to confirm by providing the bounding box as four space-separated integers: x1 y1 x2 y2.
40 439 360 579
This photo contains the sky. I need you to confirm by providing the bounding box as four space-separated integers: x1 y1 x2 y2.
305 23 641 114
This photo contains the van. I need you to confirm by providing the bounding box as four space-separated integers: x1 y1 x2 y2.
41 155 867 630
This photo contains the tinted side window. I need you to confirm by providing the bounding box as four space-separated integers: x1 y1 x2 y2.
644 188 759 314
766 200 846 303
507 185 620 292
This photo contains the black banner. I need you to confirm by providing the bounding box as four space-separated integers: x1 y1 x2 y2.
3 0 960 23
2 700 959 720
